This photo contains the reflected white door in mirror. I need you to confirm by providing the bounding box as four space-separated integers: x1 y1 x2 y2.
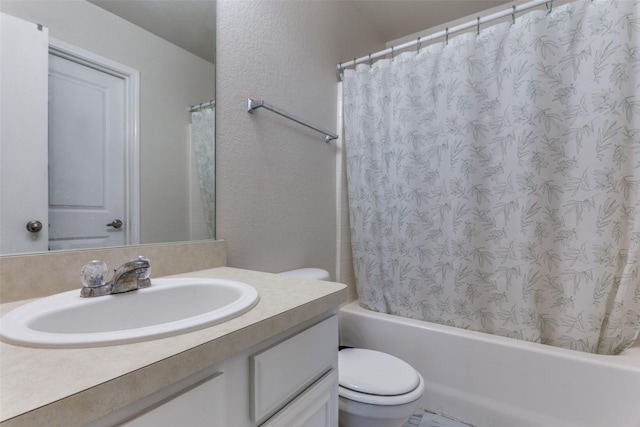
0 12 49 254
48 53 127 250
0 13 140 255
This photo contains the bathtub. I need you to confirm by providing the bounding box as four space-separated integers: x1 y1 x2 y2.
339 301 640 427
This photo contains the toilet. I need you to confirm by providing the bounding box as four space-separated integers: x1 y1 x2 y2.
278 268 425 427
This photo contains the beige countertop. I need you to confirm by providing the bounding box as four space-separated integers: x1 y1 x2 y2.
0 267 347 427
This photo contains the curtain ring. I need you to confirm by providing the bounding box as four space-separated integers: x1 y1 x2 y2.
546 0 553 13
512 5 516 25
353 58 357 68
477 17 480 36
417 36 421 53
445 27 449 45
391 46 394 61
368 53 372 67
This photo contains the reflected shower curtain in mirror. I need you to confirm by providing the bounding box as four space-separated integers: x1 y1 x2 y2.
343 0 640 355
191 108 215 239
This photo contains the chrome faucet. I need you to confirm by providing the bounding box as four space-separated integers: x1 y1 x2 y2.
80 256 151 297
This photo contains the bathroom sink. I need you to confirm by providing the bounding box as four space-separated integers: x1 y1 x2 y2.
0 277 259 348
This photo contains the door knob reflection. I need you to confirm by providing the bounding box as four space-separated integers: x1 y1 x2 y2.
106 219 123 229
26 220 43 233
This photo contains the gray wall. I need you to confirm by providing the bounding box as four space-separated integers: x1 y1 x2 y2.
216 1 384 275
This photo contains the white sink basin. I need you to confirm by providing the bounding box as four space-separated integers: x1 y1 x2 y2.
0 277 259 348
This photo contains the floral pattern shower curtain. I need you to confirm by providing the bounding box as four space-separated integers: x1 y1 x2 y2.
192 108 216 239
343 0 640 354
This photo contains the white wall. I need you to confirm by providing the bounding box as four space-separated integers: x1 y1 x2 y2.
0 1 215 245
216 1 384 276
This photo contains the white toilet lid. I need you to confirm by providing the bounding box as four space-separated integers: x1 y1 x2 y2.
339 348 420 396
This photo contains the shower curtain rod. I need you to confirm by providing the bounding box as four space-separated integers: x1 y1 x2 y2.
337 0 552 70
188 99 215 112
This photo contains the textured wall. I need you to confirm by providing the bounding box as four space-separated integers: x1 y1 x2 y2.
216 1 384 276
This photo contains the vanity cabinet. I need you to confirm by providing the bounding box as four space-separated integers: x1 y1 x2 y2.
89 314 338 427
251 313 337 425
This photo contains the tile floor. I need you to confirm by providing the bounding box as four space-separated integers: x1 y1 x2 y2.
403 410 473 427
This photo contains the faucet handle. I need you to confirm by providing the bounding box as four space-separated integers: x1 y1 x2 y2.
80 260 108 288
80 260 112 297
130 256 151 288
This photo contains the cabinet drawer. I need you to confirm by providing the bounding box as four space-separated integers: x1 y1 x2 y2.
251 315 338 423
87 366 224 427
260 369 338 427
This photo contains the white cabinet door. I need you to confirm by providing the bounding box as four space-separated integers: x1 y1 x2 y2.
252 316 338 423
122 373 225 426
260 370 338 427
88 368 225 427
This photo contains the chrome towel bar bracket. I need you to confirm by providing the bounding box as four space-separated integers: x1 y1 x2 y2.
247 98 338 143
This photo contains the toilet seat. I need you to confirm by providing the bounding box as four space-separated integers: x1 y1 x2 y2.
338 348 425 406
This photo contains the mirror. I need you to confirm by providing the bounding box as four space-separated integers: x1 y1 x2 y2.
0 0 215 255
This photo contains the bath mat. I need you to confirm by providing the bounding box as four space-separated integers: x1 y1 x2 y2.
403 410 473 427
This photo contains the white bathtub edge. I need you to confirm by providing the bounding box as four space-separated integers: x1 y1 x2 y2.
339 301 640 427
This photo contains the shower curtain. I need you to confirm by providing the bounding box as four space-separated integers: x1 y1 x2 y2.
343 0 640 355
191 108 216 239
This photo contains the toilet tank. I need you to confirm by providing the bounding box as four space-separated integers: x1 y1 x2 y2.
278 268 330 281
